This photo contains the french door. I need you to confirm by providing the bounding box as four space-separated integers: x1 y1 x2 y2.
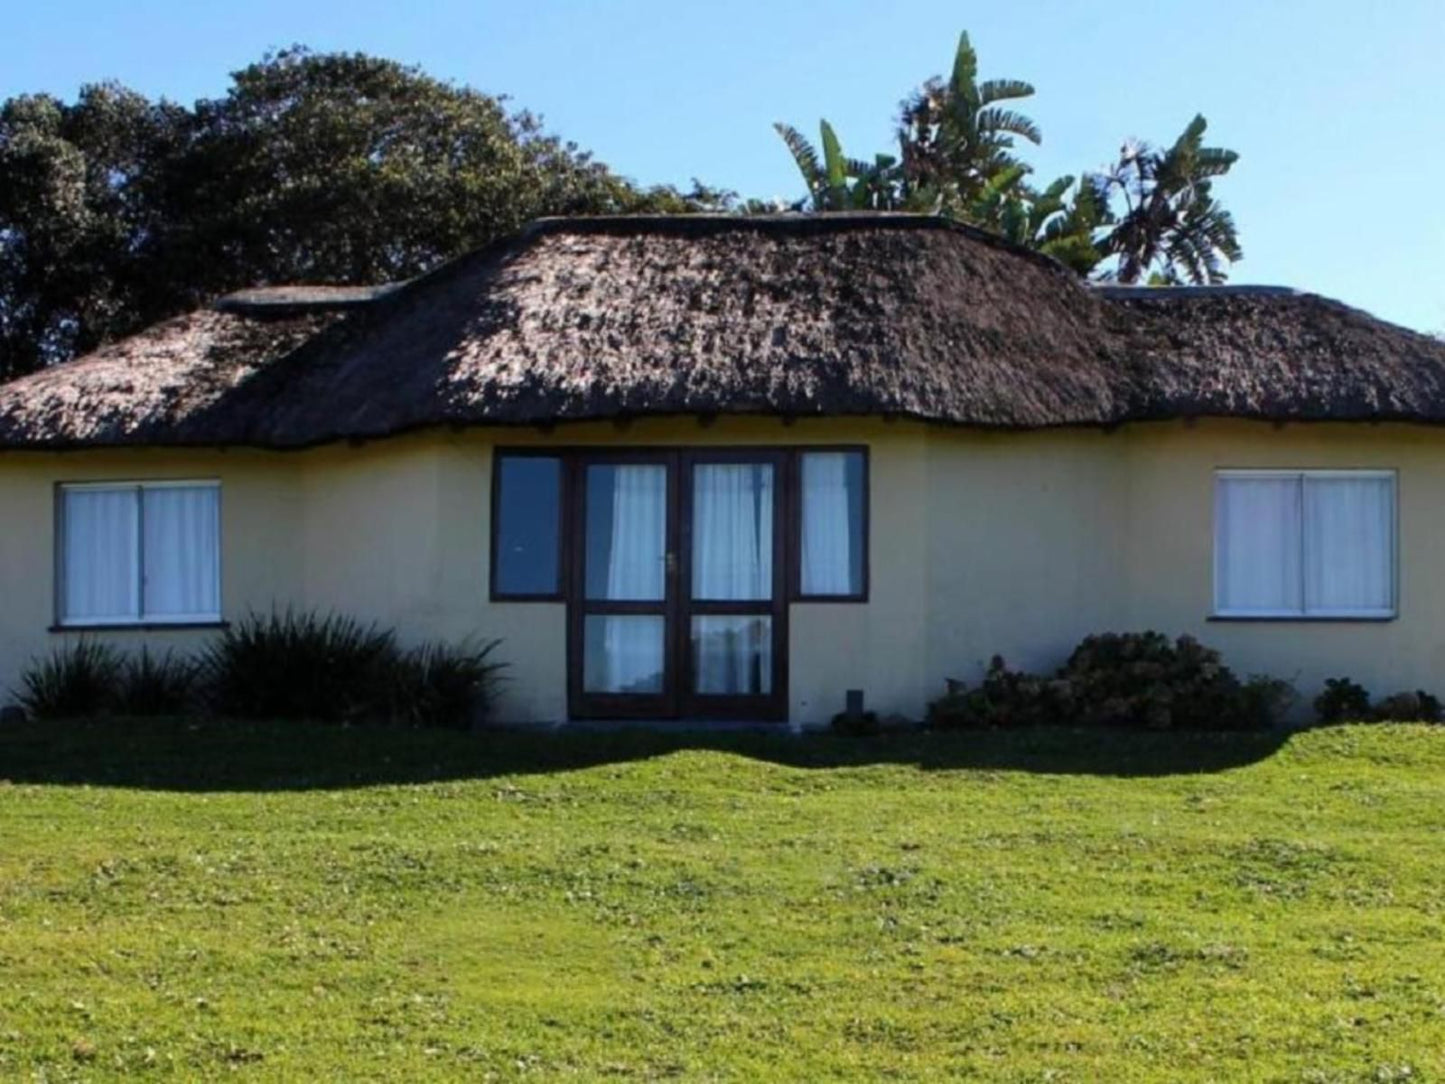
568 450 787 720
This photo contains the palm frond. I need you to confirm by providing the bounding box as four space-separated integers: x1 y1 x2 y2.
978 78 1035 105
773 122 822 190
976 107 1042 144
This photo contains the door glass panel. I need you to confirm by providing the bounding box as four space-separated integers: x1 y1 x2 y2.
584 615 665 694
692 615 772 695
692 462 773 600
585 464 667 601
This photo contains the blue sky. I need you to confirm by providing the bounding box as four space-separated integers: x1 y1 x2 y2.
6 0 1443 331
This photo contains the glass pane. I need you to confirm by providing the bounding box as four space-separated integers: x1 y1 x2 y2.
1214 476 1303 613
800 451 865 596
1303 475 1394 613
585 464 667 601
692 615 772 695
692 462 773 600
62 488 140 622
584 615 665 694
495 456 561 595
143 486 221 619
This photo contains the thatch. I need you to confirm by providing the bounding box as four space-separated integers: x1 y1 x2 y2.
2 214 1443 450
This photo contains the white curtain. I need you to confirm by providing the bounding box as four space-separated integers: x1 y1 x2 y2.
693 616 772 695
692 464 772 600
801 453 856 595
1215 476 1302 613
62 488 139 622
1304 476 1393 613
143 486 221 619
587 615 664 694
598 465 667 693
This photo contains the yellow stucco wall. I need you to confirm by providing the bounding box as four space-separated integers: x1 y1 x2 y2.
3 417 1444 724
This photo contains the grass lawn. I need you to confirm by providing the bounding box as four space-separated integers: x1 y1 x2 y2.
0 721 1442 1081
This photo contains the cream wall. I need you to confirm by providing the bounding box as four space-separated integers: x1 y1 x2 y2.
3 417 1444 724
1122 420 1445 705
0 448 304 696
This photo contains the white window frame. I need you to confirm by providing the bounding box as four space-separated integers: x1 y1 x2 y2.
55 479 223 628
1212 468 1397 620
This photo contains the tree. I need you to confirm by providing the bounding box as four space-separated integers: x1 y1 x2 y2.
0 48 727 380
1094 115 1242 284
894 31 1040 220
771 31 1241 286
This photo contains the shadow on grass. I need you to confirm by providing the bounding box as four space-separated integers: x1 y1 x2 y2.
0 718 1295 792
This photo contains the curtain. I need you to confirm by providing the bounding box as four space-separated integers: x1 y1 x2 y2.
599 465 667 693
693 615 772 695
1304 475 1393 612
692 464 772 600
801 453 856 595
143 486 221 619
1215 476 1302 613
62 488 140 622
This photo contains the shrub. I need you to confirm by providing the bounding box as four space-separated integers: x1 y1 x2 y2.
831 710 881 736
1371 690 1443 723
15 641 123 720
383 639 507 730
115 648 198 717
199 609 397 723
1314 677 1371 724
927 656 1073 730
1236 674 1299 731
1060 632 1255 730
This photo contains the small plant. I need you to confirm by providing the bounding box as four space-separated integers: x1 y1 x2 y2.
115 648 198 717
383 639 507 730
15 640 122 720
1314 677 1371 725
1236 674 1298 731
1371 690 1443 724
831 709 881 736
199 609 397 723
927 656 1072 730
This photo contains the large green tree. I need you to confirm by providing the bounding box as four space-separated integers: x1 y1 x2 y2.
0 49 726 380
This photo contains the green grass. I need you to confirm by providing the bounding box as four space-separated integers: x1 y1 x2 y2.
1 721 1443 1081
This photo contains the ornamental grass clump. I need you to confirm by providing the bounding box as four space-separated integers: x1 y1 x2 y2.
14 640 123 721
382 639 507 731
115 648 198 718
199 609 397 723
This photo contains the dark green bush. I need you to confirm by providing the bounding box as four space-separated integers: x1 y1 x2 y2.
831 709 881 736
1236 674 1299 731
927 656 1073 729
1314 677 1372 724
1061 632 1255 731
114 648 198 717
383 639 507 730
929 633 1294 733
199 609 397 723
1371 690 1443 723
15 641 123 720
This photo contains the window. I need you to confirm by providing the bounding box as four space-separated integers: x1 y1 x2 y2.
58 482 221 626
1213 470 1395 618
492 455 563 598
798 450 867 598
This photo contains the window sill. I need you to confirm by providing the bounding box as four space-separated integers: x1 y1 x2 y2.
1207 613 1396 624
50 620 230 633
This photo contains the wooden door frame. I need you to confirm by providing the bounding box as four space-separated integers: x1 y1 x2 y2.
676 448 789 721
565 447 790 722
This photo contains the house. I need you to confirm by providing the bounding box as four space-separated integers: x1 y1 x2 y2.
3 214 1444 725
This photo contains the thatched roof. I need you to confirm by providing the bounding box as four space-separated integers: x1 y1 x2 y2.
2 214 1443 450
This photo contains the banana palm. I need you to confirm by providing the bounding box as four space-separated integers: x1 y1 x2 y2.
896 31 1041 215
1098 115 1241 284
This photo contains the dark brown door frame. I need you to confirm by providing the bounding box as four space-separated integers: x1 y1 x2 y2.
566 448 789 722
676 448 789 721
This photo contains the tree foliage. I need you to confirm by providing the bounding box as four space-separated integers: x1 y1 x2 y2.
773 31 1241 284
0 48 728 379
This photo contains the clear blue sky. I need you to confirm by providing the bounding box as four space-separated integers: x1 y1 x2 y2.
6 0 1444 331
